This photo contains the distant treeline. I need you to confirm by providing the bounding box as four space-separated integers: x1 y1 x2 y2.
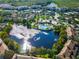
0 0 79 8
0 0 52 6
0 0 52 2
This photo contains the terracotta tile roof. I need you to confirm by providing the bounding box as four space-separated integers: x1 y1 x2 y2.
0 39 8 54
57 40 78 59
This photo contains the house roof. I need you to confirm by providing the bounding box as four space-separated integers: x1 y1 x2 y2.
57 40 78 59
12 54 47 59
16 6 29 10
0 39 8 54
0 4 14 9
46 3 58 8
66 27 75 37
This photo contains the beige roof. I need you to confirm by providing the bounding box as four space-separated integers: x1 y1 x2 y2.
58 40 75 56
12 54 48 59
57 40 78 59
0 39 8 54
66 27 73 37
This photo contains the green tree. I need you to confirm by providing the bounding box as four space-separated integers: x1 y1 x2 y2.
0 31 8 39
4 50 14 59
8 40 20 53
3 22 12 33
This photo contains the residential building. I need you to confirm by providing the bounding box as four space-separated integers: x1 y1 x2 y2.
56 40 79 59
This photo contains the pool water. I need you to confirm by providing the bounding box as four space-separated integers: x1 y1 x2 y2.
10 24 59 53
28 30 59 48
38 23 52 30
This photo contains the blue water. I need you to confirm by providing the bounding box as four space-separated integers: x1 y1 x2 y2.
28 30 59 48
10 24 59 52
10 30 59 53
38 24 48 30
38 23 52 30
